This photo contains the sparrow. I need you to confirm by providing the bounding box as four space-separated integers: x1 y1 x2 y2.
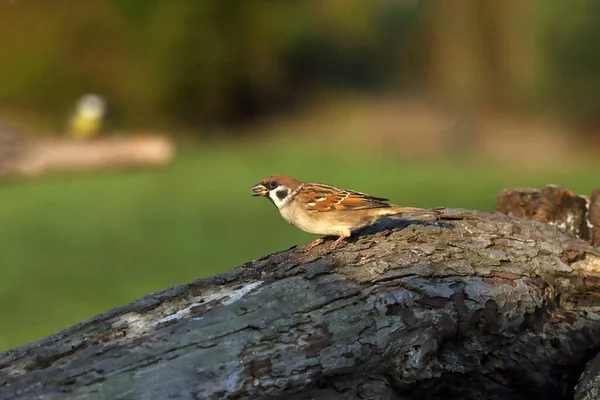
251 174 429 250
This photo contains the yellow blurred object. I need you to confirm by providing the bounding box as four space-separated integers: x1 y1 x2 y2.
67 94 106 139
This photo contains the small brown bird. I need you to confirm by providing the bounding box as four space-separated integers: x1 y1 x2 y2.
251 174 426 250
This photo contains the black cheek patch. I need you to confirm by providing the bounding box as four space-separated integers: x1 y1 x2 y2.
276 190 288 200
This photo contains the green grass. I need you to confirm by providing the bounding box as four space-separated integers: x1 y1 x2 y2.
0 141 597 351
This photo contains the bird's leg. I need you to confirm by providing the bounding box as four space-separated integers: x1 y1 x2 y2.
329 235 348 250
303 238 325 251
304 229 351 252
329 229 351 250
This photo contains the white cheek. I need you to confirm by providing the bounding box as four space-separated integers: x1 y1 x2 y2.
269 187 290 208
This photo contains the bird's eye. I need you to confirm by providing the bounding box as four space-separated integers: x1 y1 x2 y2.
269 181 278 189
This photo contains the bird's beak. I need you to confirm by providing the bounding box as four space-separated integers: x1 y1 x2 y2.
251 183 268 197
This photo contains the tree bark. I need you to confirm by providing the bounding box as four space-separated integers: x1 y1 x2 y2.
495 185 600 247
1 209 600 399
575 352 600 400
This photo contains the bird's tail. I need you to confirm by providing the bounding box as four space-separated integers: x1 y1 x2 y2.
383 206 441 222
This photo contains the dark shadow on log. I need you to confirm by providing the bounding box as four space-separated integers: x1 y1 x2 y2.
1 208 600 399
353 215 454 236
313 212 455 248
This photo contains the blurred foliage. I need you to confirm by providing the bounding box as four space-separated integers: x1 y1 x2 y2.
0 0 420 128
1 1 600 131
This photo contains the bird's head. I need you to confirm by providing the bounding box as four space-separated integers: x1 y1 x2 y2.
251 174 302 208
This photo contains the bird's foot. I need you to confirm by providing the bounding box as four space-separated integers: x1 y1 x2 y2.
329 235 348 250
303 235 349 252
303 238 325 252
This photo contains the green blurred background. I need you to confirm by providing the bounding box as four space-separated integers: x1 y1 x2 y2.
0 0 599 351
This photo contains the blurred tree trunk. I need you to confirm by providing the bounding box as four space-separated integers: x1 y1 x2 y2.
424 0 536 108
424 0 483 106
480 0 536 107
424 0 538 159
1 208 600 399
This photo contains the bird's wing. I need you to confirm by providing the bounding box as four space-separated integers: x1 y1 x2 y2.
301 183 391 212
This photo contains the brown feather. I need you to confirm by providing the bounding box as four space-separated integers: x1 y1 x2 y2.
301 183 391 213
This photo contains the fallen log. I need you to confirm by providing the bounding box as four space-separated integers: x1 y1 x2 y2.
9 135 175 178
0 121 23 179
1 206 600 399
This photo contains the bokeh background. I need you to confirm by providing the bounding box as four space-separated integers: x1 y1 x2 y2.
0 0 599 351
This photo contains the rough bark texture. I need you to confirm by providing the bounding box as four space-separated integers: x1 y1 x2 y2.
1 209 600 399
575 352 600 400
495 185 592 243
